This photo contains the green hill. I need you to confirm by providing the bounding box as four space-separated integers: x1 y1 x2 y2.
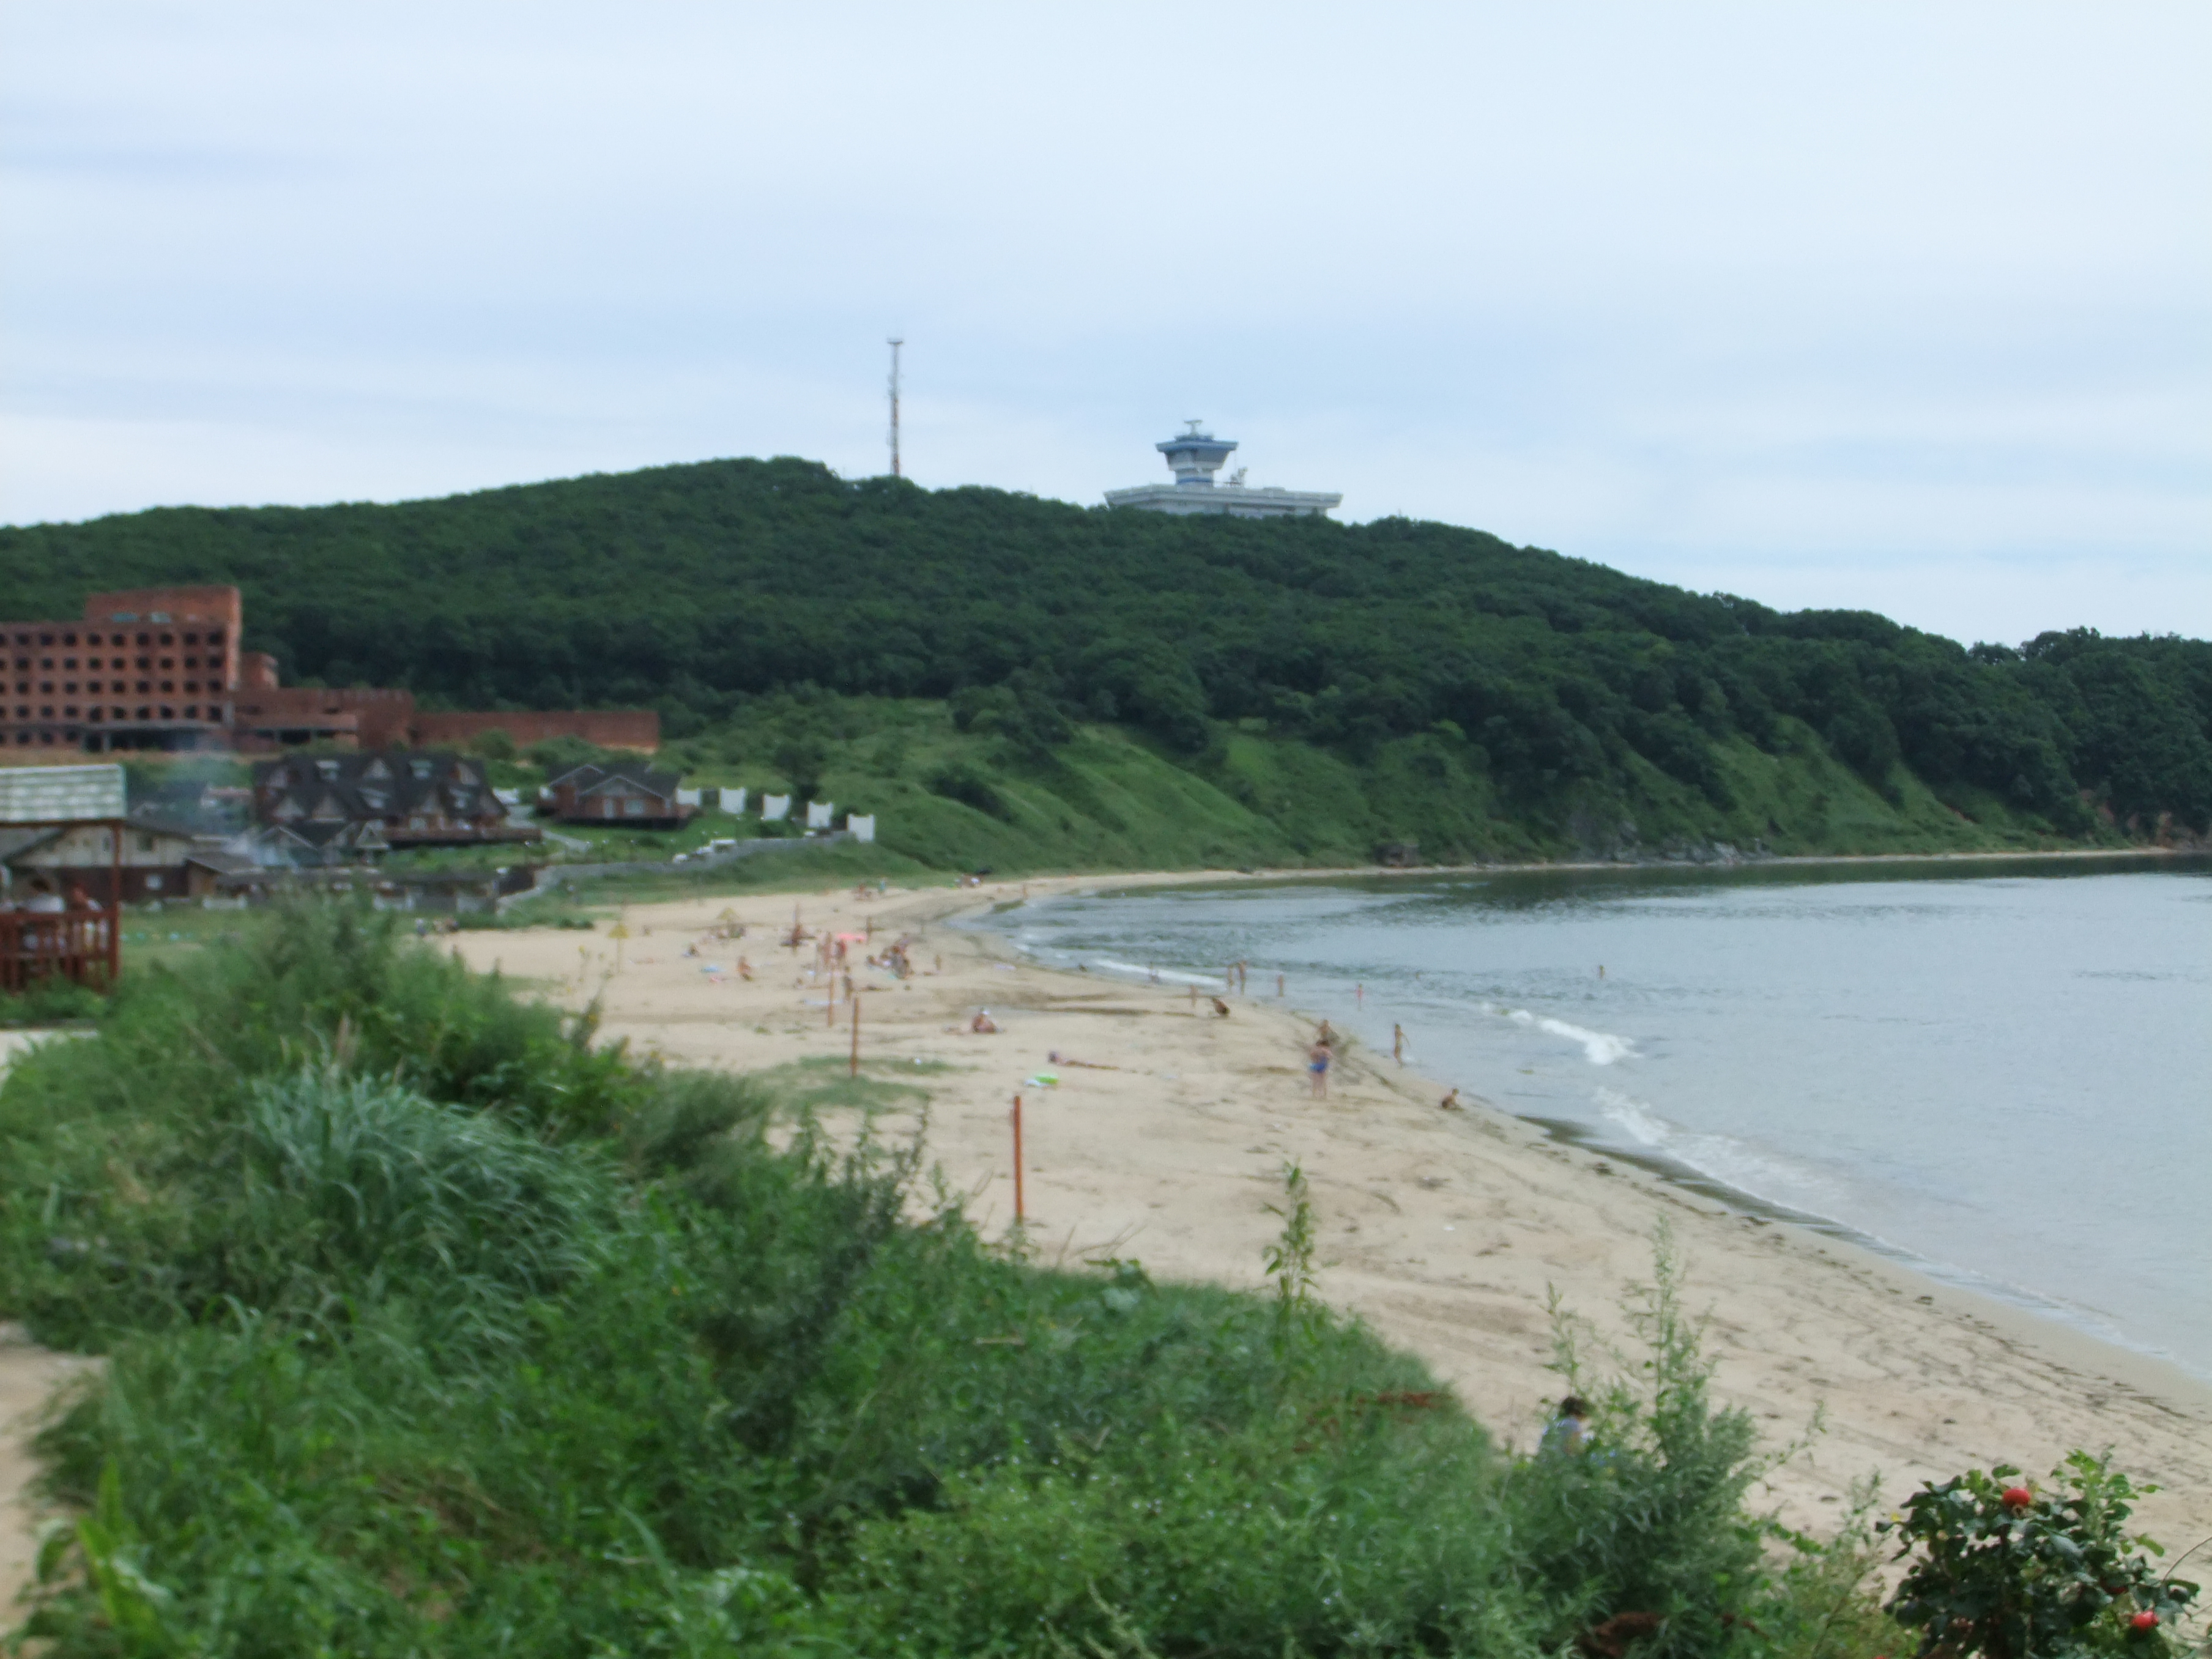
6 457 2209 863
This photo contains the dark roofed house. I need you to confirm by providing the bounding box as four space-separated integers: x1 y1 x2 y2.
1 815 206 904
253 751 541 853
541 763 694 829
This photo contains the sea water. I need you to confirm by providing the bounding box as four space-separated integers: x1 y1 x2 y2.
982 856 2212 1379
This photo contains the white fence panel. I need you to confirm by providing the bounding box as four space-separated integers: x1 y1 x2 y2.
845 814 875 844
760 794 792 822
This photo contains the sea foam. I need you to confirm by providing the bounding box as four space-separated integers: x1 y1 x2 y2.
1500 1007 1638 1065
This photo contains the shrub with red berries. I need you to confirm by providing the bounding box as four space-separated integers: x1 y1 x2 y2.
1879 1452 2197 1656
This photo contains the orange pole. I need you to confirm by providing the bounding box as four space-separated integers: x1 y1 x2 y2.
1011 1094 1025 1223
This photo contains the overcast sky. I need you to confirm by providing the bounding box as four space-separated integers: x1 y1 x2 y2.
4 2 2206 646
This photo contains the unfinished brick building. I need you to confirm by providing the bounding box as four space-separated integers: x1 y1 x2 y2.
3 586 243 753
1 586 658 755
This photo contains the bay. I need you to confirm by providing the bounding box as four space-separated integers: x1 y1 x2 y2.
982 855 2212 1379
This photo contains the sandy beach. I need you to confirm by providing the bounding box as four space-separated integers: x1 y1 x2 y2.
450 872 2212 1550
7 871 2210 1620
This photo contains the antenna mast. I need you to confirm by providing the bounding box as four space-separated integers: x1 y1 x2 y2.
886 337 904 478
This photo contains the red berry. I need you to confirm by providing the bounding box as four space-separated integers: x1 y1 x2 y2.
2131 1610 2159 1631
2000 1486 2034 1510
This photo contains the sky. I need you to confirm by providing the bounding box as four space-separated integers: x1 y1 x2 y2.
2 2 2206 647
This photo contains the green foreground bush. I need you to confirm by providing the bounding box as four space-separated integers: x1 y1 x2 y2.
0 908 2102 1656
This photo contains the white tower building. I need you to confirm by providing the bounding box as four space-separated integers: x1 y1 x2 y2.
1104 421 1342 519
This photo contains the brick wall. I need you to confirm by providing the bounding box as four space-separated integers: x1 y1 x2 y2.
409 710 660 752
233 687 418 749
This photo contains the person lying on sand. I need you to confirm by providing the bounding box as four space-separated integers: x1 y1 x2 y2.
1046 1050 1121 1071
1210 997 1231 1017
969 1011 999 1034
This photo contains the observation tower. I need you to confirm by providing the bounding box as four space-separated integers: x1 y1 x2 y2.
1104 421 1341 519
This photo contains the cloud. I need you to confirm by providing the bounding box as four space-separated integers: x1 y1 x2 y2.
2 1 2206 645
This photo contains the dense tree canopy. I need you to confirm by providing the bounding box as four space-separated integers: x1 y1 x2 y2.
5 456 2208 833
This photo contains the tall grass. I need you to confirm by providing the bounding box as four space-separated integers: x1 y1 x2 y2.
2 906 1899 1657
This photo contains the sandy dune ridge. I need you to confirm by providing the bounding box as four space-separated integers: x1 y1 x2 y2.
7 874 2208 1620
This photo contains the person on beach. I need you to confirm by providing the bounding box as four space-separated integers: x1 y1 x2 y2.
970 1010 999 1034
1541 1396 1592 1455
1307 1039 1332 1098
1392 1023 1406 1065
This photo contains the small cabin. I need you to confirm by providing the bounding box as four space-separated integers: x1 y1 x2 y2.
541 764 694 829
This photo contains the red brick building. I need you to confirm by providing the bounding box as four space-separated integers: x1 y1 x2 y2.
4 586 243 753
2 586 657 755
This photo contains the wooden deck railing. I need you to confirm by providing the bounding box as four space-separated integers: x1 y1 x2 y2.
0 907 119 994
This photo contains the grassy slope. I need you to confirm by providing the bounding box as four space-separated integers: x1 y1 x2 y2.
647 699 2080 877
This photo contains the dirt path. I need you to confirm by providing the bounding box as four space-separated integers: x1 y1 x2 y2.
1 1324 95 1626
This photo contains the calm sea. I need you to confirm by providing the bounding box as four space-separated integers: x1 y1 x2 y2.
981 856 2212 1380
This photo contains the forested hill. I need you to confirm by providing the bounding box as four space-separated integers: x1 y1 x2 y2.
6 456 2210 850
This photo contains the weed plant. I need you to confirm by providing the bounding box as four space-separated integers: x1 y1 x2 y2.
0 908 1977 1655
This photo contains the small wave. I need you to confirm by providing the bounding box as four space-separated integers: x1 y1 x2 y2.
1593 1086 1671 1146
1594 1087 1839 1210
1077 954 1223 989
1502 1008 1638 1065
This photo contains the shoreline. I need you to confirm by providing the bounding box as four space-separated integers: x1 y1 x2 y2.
979 855 2210 1385
955 872 2212 1395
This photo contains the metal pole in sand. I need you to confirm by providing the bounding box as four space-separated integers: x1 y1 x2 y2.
849 995 860 1078
1010 1094 1025 1223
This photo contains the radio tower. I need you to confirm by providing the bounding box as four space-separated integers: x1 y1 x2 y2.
886 337 904 478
